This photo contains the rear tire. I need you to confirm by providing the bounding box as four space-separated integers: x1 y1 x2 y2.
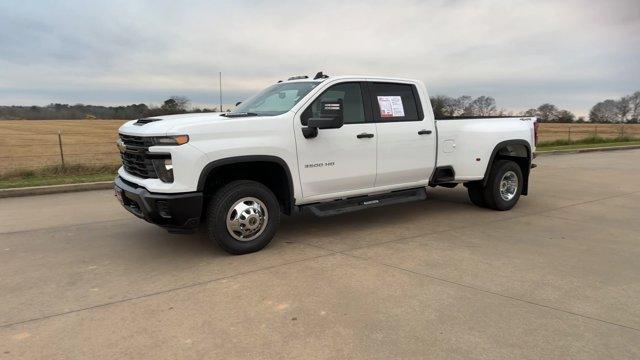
206 180 280 255
482 160 523 211
467 182 487 207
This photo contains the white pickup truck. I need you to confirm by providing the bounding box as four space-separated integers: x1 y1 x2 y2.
115 73 537 254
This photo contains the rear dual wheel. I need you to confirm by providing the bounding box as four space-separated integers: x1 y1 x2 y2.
467 160 523 211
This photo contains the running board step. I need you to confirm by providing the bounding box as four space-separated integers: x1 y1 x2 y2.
306 188 427 217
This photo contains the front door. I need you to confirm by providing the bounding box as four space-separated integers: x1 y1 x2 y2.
294 82 377 201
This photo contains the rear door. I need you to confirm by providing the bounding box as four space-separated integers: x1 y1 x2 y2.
369 81 436 188
294 81 377 201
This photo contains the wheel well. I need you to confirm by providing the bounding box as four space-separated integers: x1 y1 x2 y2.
484 141 532 195
201 160 293 215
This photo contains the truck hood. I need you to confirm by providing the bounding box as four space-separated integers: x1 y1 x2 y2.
118 112 233 136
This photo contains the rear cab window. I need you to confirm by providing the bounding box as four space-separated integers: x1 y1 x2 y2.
369 82 423 122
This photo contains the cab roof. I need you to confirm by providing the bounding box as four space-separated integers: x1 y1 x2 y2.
280 74 419 84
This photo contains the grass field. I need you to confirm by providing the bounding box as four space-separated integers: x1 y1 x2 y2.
1 119 639 177
537 123 640 142
1 119 127 173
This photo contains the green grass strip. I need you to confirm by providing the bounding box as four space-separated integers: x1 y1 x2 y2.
537 141 640 152
0 164 118 189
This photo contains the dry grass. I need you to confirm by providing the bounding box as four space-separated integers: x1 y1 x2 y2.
537 123 640 142
1 120 639 175
1 119 127 174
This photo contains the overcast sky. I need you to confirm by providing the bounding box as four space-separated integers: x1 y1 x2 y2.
1 0 639 116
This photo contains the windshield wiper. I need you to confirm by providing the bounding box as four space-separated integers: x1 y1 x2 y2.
221 112 258 118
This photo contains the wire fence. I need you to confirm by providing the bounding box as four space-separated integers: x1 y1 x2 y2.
537 124 640 143
1 123 639 175
1 131 121 175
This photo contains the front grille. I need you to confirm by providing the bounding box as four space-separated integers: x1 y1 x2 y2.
119 134 158 179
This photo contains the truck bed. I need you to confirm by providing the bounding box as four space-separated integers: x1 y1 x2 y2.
434 116 536 182
435 116 531 120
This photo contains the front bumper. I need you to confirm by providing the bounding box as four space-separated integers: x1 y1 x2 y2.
114 176 203 231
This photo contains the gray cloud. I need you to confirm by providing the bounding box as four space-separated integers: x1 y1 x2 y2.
1 0 639 115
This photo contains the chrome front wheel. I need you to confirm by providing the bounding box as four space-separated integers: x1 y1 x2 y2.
226 197 269 242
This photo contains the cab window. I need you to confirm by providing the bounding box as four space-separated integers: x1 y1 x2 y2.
302 82 366 125
370 82 422 122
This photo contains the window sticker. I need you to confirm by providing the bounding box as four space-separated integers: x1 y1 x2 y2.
377 96 405 117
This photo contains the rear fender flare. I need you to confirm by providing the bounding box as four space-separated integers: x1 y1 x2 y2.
482 140 532 195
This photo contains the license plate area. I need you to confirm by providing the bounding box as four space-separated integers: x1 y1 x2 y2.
115 185 144 217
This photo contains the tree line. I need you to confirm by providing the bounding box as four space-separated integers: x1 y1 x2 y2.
588 91 640 123
429 95 579 122
0 96 219 120
430 90 640 123
1 91 639 123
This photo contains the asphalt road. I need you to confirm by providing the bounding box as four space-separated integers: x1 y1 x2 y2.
1 150 640 359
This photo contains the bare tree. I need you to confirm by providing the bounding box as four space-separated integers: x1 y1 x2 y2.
170 96 190 111
467 96 496 116
589 100 619 123
429 96 448 118
431 95 492 117
630 91 640 121
556 109 576 123
536 103 559 122
447 95 472 116
617 96 631 122
160 96 191 115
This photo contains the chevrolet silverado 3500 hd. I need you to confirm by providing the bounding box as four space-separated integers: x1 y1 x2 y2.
115 73 537 254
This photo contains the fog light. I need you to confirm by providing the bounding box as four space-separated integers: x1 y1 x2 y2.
152 158 174 183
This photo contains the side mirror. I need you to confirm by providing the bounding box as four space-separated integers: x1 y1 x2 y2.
307 99 344 129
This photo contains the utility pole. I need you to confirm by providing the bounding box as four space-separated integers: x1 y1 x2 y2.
219 72 223 113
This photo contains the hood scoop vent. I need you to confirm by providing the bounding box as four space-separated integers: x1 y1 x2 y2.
134 118 162 126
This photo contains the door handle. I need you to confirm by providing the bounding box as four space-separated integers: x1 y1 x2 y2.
357 133 375 139
418 129 432 135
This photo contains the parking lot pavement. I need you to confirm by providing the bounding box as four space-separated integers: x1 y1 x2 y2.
1 150 639 359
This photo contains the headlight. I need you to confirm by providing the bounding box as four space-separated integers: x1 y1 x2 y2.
152 135 189 146
152 158 174 183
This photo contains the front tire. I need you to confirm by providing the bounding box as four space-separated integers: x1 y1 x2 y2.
207 180 280 255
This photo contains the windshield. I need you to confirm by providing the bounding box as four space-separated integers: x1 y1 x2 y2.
231 82 320 116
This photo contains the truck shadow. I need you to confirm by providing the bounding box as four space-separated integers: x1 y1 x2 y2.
145 186 495 256
274 186 500 251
